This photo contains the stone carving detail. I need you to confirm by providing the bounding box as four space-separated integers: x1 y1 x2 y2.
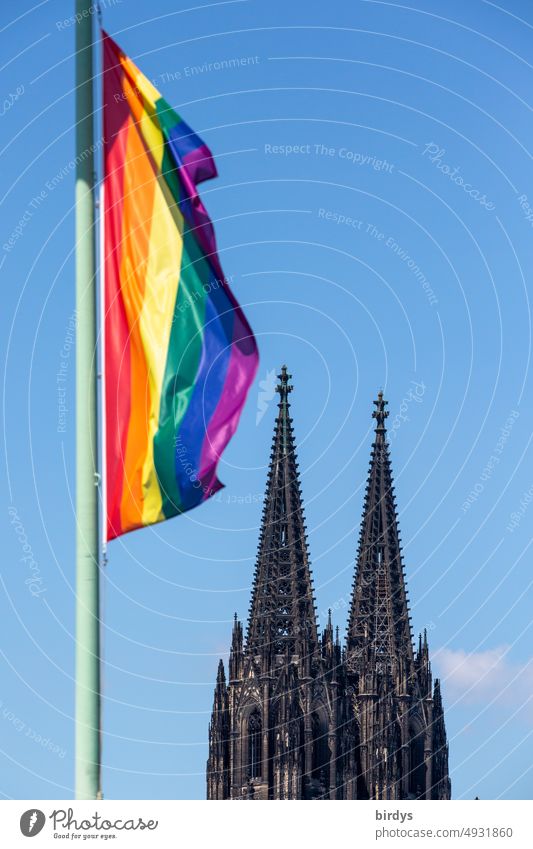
206 381 450 800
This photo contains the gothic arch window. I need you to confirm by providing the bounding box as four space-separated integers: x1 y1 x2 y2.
248 710 262 779
311 711 329 795
408 721 426 799
394 722 403 799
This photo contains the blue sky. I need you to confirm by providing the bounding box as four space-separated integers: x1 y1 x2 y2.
1 0 532 800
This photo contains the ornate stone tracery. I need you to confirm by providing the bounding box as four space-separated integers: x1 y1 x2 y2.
207 374 450 800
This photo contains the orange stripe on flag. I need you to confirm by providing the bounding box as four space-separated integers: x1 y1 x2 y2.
118 118 158 531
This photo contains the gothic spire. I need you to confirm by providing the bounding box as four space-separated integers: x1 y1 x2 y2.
229 613 243 682
212 659 227 712
206 658 230 799
246 366 318 662
216 658 226 687
208 385 450 800
347 391 414 677
431 678 452 799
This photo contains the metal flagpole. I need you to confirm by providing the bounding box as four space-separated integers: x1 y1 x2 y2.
75 0 101 800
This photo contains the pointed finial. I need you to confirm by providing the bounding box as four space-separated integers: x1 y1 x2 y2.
277 366 293 455
276 365 293 401
372 390 389 432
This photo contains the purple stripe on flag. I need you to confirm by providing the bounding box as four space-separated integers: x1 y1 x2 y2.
199 304 257 499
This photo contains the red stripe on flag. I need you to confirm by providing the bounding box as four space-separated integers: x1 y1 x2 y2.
103 34 132 540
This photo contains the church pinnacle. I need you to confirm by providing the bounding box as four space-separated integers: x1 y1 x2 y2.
344 391 450 800
207 381 450 801
246 365 317 662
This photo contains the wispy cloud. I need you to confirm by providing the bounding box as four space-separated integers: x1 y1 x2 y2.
434 646 533 721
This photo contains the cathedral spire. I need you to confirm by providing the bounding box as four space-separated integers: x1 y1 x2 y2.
277 364 293 455
431 678 451 799
373 390 389 433
343 392 450 801
246 366 318 662
207 385 450 801
347 391 413 678
229 614 244 682
206 659 229 799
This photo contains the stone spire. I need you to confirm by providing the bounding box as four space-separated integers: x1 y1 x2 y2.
344 391 450 800
431 678 452 800
207 366 341 799
207 385 450 801
206 660 229 799
246 366 318 665
347 391 414 679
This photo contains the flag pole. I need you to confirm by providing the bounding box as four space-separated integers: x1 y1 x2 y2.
75 0 101 800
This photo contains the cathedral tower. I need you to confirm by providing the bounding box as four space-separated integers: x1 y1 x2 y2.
344 392 450 799
207 367 343 799
207 383 451 800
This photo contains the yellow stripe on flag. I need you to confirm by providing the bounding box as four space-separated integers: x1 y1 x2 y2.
139 171 185 526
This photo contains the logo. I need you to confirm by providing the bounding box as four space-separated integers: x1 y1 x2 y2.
20 809 46 837
256 368 277 425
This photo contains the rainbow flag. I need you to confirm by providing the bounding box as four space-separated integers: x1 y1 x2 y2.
102 32 258 541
